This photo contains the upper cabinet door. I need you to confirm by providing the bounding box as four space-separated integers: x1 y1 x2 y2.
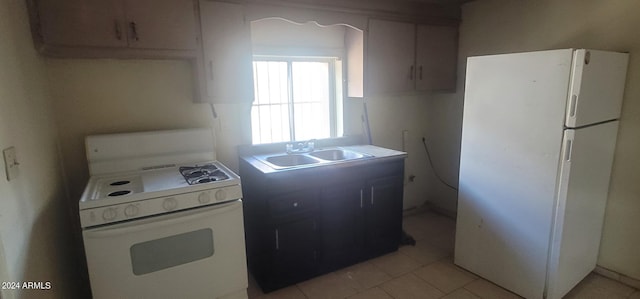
415 25 458 91
124 0 197 50
565 50 629 128
367 19 416 95
37 0 128 48
199 1 254 102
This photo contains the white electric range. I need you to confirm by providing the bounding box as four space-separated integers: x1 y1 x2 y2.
79 128 248 299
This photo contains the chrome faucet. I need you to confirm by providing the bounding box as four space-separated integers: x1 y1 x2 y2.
286 139 316 154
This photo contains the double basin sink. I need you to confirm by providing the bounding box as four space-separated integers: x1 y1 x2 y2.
256 148 373 170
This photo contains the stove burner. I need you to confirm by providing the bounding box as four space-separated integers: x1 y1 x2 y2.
110 180 130 186
190 170 206 176
108 190 132 197
179 164 229 185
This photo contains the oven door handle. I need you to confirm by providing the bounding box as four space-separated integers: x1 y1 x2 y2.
84 201 242 238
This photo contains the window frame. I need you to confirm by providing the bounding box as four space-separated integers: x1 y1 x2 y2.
251 55 340 144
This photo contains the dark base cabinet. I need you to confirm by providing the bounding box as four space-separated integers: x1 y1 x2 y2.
364 176 404 259
240 158 404 292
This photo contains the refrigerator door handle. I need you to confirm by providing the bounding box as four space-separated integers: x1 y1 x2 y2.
565 139 573 162
569 95 578 117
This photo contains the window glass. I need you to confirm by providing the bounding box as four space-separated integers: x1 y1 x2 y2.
251 58 338 144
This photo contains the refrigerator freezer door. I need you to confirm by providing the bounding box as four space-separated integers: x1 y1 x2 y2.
546 121 619 299
455 49 573 299
565 50 628 128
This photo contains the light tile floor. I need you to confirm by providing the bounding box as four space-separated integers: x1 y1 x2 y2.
247 210 640 299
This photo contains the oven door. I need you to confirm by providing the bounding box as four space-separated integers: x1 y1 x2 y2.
83 200 247 299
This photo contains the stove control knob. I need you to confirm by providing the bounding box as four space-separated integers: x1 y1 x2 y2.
124 204 139 217
102 208 117 221
198 192 211 204
215 189 227 201
163 197 177 211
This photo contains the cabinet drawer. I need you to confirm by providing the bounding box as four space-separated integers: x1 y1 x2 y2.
269 190 318 217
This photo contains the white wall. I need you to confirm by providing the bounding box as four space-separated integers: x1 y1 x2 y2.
0 0 79 298
46 59 215 201
251 18 346 56
431 0 640 281
366 94 442 210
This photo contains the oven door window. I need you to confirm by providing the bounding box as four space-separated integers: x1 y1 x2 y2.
130 228 214 275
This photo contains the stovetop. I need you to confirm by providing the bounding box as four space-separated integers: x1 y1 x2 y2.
79 161 240 210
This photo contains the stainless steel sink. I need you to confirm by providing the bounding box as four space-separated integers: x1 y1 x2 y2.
256 147 373 170
265 154 320 167
308 149 369 161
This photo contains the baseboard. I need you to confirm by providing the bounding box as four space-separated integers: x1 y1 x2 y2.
421 201 457 219
594 266 640 289
402 205 431 217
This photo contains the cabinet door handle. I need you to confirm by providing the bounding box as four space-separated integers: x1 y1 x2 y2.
409 65 414 80
360 189 364 208
114 20 122 40
370 186 375 205
129 22 139 41
419 66 423 80
275 229 279 250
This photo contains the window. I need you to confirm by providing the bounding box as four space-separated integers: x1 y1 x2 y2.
251 56 342 144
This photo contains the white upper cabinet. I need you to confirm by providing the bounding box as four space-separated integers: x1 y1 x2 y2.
367 19 458 95
37 0 128 48
124 0 197 50
415 25 458 91
367 19 416 95
35 0 197 51
345 27 364 98
199 1 254 102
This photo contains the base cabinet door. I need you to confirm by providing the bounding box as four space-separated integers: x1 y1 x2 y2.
364 176 404 258
272 217 319 287
260 189 320 291
319 184 364 272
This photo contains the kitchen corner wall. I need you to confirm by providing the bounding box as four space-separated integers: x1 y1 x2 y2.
45 59 215 201
364 94 445 211
434 0 640 282
0 0 79 298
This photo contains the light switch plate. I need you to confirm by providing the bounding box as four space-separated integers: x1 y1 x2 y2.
3 146 19 181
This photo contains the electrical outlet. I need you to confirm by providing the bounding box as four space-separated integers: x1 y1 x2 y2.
3 146 19 181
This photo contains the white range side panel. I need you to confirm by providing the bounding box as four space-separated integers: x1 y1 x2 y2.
546 121 619 299
565 50 628 127
455 49 573 299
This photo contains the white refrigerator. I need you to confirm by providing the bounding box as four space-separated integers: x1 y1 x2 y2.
455 49 628 299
